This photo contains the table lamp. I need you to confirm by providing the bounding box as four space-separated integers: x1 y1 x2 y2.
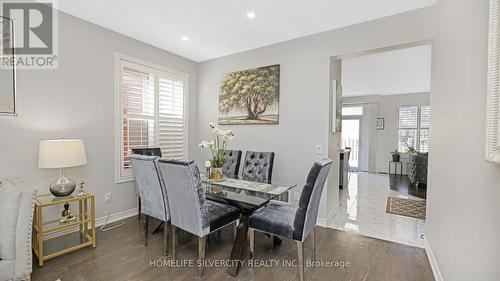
38 139 87 197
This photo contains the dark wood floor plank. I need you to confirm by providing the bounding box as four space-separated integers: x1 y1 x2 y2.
32 217 434 281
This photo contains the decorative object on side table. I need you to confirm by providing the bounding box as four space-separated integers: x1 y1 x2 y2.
59 202 77 224
38 139 87 197
391 150 401 162
199 122 235 181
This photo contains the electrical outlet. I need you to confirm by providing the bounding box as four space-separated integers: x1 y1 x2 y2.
104 192 112 203
316 144 323 154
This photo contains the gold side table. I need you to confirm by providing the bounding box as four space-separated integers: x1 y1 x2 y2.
33 191 96 267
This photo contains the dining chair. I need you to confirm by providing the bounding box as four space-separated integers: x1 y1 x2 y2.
131 148 162 220
222 150 242 177
242 151 275 183
248 159 333 281
158 159 240 277
131 154 170 255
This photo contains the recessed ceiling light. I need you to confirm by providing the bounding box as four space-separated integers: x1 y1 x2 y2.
181 36 189 41
246 11 256 19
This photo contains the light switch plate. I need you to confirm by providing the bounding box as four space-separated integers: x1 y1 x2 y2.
316 144 323 154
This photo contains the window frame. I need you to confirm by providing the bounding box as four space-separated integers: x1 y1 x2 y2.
487 0 500 164
397 104 430 153
114 53 189 183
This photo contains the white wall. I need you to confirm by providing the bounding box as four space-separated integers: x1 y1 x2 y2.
426 0 500 280
0 11 198 219
342 45 432 97
343 93 430 174
195 7 436 222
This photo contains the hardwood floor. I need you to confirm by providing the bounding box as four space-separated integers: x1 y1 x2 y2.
32 216 434 281
389 174 427 199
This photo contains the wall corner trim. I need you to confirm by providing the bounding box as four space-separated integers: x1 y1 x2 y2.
316 204 339 227
424 237 444 281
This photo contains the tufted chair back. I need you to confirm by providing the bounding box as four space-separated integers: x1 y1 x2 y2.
293 159 333 242
242 151 275 183
158 159 210 237
131 155 170 222
131 147 162 157
222 150 242 177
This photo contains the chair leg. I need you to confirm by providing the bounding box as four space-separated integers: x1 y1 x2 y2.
138 197 141 221
144 215 149 246
249 228 255 258
312 226 317 261
297 241 304 281
171 225 176 259
233 221 238 240
163 222 169 256
198 236 207 277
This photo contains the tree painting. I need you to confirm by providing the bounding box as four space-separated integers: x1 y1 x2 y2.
219 64 280 125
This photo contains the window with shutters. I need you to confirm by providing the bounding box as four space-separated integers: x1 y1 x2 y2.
398 105 430 153
115 55 188 182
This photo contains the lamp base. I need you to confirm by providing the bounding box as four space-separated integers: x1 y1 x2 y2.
50 174 76 197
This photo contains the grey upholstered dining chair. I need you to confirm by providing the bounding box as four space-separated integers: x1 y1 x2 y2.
222 149 242 177
131 155 170 255
248 159 333 281
131 148 162 220
158 159 240 277
242 151 275 183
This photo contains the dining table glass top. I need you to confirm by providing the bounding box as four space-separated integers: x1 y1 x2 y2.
201 174 296 209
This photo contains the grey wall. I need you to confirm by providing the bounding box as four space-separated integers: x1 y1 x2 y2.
0 11 198 219
195 7 436 222
343 92 430 174
427 0 500 280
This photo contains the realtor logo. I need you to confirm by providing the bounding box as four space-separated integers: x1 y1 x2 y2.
0 0 58 69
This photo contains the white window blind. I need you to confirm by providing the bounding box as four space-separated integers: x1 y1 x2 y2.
117 57 187 181
398 105 418 152
419 105 430 153
398 105 430 153
487 0 500 163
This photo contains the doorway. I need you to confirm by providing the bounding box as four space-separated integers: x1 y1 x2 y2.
341 106 362 170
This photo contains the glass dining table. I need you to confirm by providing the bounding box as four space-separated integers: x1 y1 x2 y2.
202 175 296 276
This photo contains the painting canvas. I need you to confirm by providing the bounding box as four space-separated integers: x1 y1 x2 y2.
0 17 15 115
219 64 279 125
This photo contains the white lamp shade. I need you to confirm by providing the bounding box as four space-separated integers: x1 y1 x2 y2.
38 139 88 168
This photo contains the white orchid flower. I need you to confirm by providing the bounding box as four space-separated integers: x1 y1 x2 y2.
199 140 212 148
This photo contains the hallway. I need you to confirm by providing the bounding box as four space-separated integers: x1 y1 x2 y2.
329 172 426 248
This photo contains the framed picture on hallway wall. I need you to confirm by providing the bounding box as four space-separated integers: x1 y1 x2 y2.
376 118 385 130
218 64 280 125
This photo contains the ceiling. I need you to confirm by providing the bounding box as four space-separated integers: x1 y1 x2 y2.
56 0 436 62
341 44 432 97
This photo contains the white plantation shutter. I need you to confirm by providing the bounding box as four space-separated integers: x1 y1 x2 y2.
487 0 500 163
398 106 418 152
419 105 430 152
158 76 185 159
397 105 430 153
122 67 156 170
117 58 187 181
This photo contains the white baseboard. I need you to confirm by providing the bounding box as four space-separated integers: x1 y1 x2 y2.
45 207 138 239
316 205 339 227
424 237 444 281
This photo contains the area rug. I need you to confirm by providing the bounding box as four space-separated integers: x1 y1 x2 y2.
386 197 426 220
